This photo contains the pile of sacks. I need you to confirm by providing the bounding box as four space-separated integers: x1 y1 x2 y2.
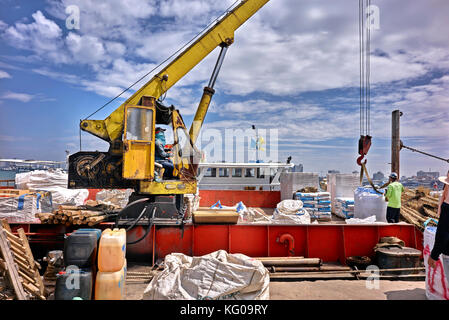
15 169 89 209
334 197 355 219
295 192 331 221
0 191 53 223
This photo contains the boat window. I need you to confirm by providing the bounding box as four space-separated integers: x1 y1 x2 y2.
219 168 229 177
204 168 217 177
245 168 255 177
232 168 242 177
257 168 265 179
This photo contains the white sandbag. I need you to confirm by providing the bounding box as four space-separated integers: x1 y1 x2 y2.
47 186 89 207
423 226 449 300
95 189 133 209
0 191 52 223
271 200 311 224
276 199 304 214
354 187 387 222
143 250 270 300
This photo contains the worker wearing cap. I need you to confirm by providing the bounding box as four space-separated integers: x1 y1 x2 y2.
428 170 449 281
155 127 174 179
384 172 404 223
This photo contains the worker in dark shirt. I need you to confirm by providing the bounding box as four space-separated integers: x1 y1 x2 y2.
155 127 174 179
428 170 449 281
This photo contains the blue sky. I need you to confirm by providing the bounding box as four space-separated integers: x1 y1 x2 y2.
0 0 448 177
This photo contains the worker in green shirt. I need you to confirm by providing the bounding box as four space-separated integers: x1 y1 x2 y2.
384 172 404 223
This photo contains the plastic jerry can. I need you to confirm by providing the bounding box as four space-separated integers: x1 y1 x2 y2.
98 228 126 272
75 228 102 241
95 261 126 300
55 269 93 300
64 232 98 268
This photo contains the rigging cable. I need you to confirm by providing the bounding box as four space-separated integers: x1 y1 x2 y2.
81 0 240 122
78 0 241 150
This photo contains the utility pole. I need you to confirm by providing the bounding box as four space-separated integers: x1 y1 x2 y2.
391 110 402 178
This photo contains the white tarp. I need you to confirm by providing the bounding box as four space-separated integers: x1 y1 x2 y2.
95 189 133 209
0 191 52 223
424 226 449 300
15 169 89 208
143 250 270 300
354 187 387 222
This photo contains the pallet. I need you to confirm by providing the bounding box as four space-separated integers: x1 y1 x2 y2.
0 219 45 300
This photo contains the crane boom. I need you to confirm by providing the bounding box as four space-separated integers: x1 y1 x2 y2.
81 0 270 144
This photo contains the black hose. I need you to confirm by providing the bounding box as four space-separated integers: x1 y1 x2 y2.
114 197 150 228
125 205 149 232
126 207 156 245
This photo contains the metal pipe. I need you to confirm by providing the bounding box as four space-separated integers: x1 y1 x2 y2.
208 45 229 88
270 266 425 275
278 233 296 256
258 257 321 267
189 45 229 145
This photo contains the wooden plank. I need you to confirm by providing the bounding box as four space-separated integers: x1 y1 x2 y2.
0 219 12 233
17 228 38 270
0 229 28 300
193 210 239 224
21 281 45 300
4 229 24 246
16 228 44 295
58 205 80 211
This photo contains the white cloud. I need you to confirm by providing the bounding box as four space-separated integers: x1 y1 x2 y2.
1 91 34 102
3 10 66 62
0 70 11 79
66 33 106 64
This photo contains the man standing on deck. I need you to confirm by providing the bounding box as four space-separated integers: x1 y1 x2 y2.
384 172 404 223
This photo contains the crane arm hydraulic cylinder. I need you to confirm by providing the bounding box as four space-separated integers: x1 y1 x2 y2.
189 45 229 145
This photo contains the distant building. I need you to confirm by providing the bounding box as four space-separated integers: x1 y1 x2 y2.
417 170 440 179
328 170 340 174
352 170 359 174
292 164 303 172
373 171 384 181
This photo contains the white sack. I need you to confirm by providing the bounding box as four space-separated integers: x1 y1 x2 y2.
95 189 133 209
15 169 88 207
423 226 449 300
354 187 387 222
345 215 377 224
271 200 311 224
143 250 270 300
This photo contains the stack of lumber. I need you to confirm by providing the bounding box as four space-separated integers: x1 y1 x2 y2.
37 200 118 226
401 187 440 231
0 219 45 300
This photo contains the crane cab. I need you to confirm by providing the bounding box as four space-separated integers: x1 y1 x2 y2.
68 96 198 196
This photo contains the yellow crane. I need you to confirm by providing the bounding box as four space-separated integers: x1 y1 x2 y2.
68 0 270 227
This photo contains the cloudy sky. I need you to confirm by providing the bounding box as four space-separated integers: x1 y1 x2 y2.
0 0 448 177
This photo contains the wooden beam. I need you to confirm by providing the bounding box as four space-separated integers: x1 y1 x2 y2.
0 229 28 300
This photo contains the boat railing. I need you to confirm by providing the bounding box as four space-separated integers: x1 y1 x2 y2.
197 162 294 189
